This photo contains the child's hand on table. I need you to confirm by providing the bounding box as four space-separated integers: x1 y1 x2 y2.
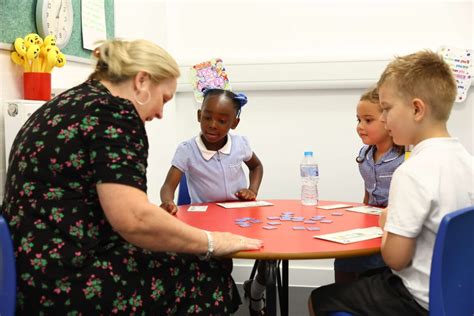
160 201 178 215
235 189 257 201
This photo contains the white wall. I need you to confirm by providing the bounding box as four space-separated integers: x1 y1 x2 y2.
166 0 472 63
1 0 473 288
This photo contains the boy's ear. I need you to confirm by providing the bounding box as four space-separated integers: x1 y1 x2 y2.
197 109 202 123
231 117 240 129
412 98 426 122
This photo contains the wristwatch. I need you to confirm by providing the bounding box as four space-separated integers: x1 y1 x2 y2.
199 231 214 261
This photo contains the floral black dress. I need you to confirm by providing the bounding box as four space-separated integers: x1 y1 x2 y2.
1 80 240 315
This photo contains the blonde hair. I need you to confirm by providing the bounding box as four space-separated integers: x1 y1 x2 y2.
377 50 456 121
89 39 180 84
360 86 379 104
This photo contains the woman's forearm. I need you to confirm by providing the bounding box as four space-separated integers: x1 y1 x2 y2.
98 183 207 253
126 203 209 253
98 183 264 256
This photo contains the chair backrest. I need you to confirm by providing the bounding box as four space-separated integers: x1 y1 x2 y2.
177 174 191 206
429 205 474 316
0 214 16 316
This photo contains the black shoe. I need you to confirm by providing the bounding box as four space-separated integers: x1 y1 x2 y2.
243 279 266 316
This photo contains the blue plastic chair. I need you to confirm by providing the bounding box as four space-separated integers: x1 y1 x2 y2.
0 214 16 316
429 205 474 316
177 174 191 206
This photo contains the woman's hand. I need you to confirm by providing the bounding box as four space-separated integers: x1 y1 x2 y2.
211 232 263 257
160 201 178 215
235 188 257 201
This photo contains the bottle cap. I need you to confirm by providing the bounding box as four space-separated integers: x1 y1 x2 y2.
304 151 313 157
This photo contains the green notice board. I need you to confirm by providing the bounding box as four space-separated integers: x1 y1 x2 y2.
0 0 115 60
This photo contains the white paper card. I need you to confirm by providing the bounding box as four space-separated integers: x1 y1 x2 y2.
82 0 107 50
346 206 382 215
317 204 352 210
187 206 208 212
314 226 383 244
217 201 274 209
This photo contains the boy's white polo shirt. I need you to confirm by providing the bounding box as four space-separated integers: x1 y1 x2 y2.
385 137 474 310
171 134 253 204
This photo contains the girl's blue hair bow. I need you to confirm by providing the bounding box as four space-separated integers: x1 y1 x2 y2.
202 88 248 109
233 93 248 108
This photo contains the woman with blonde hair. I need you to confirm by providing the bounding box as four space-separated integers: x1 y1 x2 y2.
1 39 262 315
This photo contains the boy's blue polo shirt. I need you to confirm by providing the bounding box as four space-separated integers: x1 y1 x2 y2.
171 134 253 203
357 145 404 207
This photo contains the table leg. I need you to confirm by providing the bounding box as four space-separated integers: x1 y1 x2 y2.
280 260 289 316
264 260 289 316
265 261 277 316
276 260 282 304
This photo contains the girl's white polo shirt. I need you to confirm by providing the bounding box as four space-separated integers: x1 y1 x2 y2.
171 134 253 203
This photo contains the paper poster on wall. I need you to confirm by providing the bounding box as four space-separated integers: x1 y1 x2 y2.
82 0 107 51
439 46 472 103
190 58 231 103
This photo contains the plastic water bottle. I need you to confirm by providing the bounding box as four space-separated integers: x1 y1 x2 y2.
300 151 319 205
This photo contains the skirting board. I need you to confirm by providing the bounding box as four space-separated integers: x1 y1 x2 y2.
231 260 335 288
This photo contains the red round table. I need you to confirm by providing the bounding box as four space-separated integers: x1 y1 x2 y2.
177 200 382 316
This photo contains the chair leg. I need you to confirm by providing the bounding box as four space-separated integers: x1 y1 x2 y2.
250 260 259 279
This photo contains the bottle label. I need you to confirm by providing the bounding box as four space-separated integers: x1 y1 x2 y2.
301 165 319 177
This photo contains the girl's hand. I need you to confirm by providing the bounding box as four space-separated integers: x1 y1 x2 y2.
211 232 263 256
160 201 178 215
235 189 257 201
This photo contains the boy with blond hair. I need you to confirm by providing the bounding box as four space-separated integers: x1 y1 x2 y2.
308 50 474 315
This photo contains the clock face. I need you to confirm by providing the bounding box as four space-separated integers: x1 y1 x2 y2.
36 0 74 49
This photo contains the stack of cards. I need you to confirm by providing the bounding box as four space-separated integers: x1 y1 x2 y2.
346 206 382 215
314 226 383 244
261 212 329 231
217 201 274 209
187 205 208 212
235 217 262 228
317 204 352 210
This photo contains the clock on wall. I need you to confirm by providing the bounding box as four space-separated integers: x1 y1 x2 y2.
36 0 74 49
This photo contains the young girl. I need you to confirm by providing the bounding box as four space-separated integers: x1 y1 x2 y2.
334 87 405 283
160 88 266 314
160 88 263 213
